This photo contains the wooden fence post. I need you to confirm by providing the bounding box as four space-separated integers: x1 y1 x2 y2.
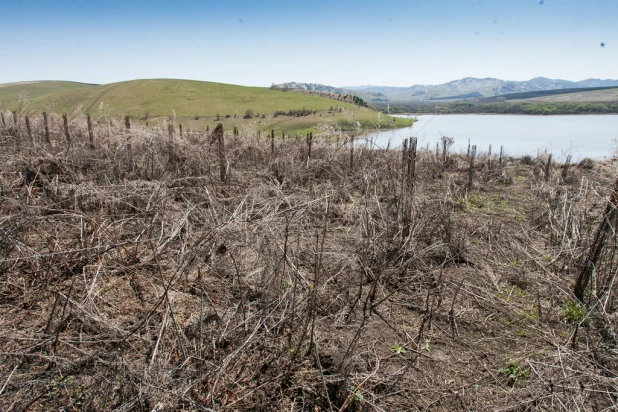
442 138 447 162
25 115 33 144
124 115 132 170
562 155 572 180
407 137 417 190
401 138 408 194
468 145 477 190
43 112 51 144
545 153 553 183
499 146 504 167
467 139 471 158
271 129 275 155
62 113 71 144
12 111 20 146
1 111 5 127
307 132 313 160
87 114 95 149
214 123 227 183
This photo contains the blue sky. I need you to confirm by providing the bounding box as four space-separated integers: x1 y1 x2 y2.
2 0 616 86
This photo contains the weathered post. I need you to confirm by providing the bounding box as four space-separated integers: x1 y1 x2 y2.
407 137 418 190
271 129 275 155
43 112 51 144
12 111 20 147
443 138 448 162
168 123 174 140
179 124 183 137
87 113 95 149
545 153 553 183
25 115 33 143
468 145 477 190
499 146 504 167
562 155 572 180
62 113 71 144
467 139 471 158
401 138 408 193
488 144 492 170
1 111 5 127
214 123 227 183
124 115 132 170
307 132 313 160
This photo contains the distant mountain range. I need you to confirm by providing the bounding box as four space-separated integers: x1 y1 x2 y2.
274 77 618 103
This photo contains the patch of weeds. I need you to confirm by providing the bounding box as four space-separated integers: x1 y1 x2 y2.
499 361 529 384
350 389 363 403
498 285 524 301
518 308 537 322
420 338 431 352
460 192 511 213
390 344 406 355
562 300 586 323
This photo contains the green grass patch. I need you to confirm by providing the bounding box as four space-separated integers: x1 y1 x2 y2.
0 81 95 108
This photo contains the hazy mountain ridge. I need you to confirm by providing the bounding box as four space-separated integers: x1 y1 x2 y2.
344 77 618 102
277 77 618 103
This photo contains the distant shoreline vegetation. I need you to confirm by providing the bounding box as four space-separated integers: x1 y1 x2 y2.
378 101 618 115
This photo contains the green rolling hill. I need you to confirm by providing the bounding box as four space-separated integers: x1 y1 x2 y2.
0 81 96 107
0 79 413 132
23 79 353 117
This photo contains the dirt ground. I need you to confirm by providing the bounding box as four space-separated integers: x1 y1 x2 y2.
1 114 617 411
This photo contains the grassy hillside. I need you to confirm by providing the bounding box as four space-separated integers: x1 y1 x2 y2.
0 81 95 107
9 78 412 132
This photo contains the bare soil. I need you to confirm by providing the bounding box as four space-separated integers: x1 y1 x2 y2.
1 113 617 411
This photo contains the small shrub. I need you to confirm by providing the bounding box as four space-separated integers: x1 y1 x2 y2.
390 344 406 355
562 300 586 323
499 361 529 384
578 158 594 170
520 155 534 165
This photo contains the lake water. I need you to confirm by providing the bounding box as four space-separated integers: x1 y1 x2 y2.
363 114 618 160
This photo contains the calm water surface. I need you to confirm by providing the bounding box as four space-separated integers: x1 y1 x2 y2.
364 115 618 160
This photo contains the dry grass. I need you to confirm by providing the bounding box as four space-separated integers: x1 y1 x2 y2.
0 111 617 411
